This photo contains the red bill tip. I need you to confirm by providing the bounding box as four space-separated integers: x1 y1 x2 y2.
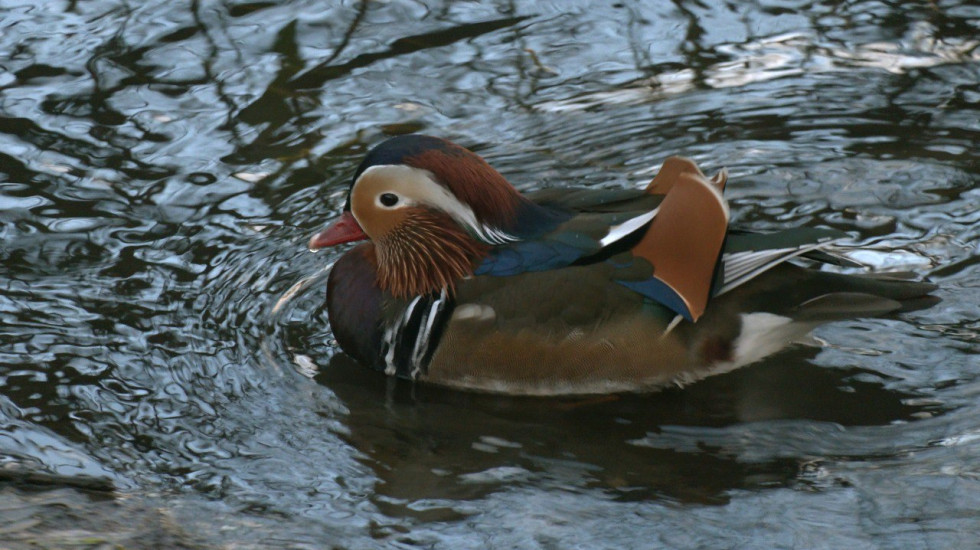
308 211 367 250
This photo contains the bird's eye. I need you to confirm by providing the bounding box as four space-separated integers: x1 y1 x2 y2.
379 193 399 207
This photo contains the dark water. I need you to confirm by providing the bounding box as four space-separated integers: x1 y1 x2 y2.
1 0 978 547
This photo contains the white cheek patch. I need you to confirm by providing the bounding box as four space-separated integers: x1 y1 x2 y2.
355 165 516 245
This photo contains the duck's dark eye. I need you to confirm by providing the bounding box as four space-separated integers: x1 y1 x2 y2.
379 193 399 207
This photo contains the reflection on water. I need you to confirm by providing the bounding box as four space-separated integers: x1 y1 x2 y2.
1 0 979 547
318 349 938 510
540 22 980 112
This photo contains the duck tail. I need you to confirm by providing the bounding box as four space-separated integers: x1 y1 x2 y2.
795 272 939 321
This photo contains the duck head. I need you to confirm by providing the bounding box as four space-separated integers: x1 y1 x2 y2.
309 134 532 298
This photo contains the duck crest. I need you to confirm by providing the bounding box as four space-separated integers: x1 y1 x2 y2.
355 134 529 231
375 207 489 299
403 145 525 230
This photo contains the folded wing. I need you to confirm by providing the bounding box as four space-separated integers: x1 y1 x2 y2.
476 156 849 323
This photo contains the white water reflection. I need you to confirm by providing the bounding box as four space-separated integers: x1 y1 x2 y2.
540 22 980 112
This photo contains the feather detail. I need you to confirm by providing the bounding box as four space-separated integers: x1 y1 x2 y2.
376 208 489 298
403 140 528 229
326 244 384 367
646 156 727 194
625 171 730 322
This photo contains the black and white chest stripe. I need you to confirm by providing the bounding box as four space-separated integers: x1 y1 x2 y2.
381 288 453 379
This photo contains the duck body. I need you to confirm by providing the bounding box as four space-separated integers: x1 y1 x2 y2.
312 135 936 395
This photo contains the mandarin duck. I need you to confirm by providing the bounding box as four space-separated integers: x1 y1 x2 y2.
309 135 936 395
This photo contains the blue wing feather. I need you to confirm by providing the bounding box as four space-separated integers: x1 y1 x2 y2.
476 240 592 276
477 206 651 276
616 278 693 321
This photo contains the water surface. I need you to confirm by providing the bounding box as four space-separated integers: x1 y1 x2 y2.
1 0 979 548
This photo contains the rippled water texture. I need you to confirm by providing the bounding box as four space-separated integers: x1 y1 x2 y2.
1 0 978 547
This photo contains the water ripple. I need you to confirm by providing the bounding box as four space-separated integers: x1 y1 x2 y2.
1 0 978 547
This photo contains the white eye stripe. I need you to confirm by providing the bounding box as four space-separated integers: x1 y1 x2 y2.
356 164 517 245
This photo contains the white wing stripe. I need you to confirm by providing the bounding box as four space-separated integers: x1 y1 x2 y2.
599 208 659 247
